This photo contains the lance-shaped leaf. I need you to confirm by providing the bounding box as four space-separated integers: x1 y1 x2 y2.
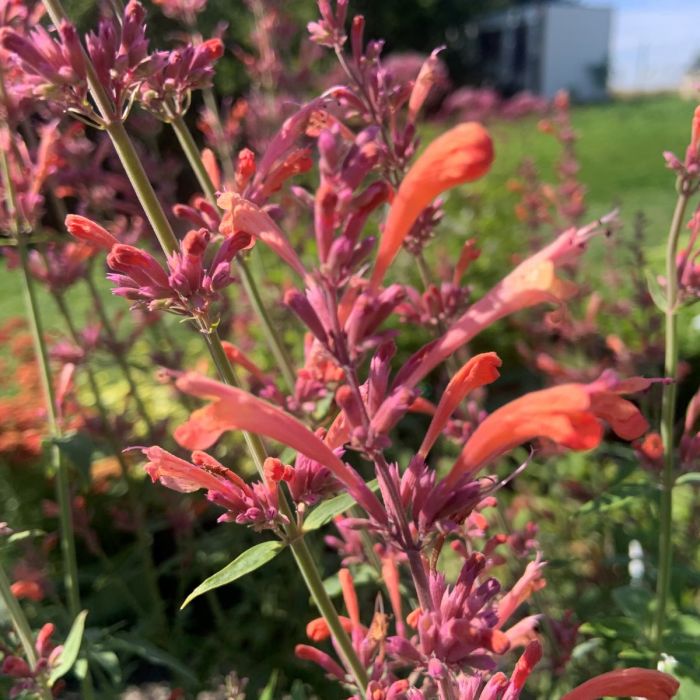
181 540 285 609
304 479 379 532
48 610 88 686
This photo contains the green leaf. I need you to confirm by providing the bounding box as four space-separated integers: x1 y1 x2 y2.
181 540 285 609
645 268 667 312
52 431 94 486
304 479 379 532
6 529 45 545
677 675 700 700
612 585 653 620
49 610 88 686
578 482 655 515
109 634 197 683
676 472 700 487
88 649 121 686
258 670 278 700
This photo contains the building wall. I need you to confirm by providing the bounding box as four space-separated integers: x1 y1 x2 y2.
540 5 611 101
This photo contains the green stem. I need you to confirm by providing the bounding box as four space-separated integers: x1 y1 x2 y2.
16 246 80 614
16 245 95 700
170 114 218 203
170 115 297 392
103 121 179 253
84 271 157 438
653 183 691 657
203 333 368 691
0 565 53 700
237 258 297 392
53 292 168 638
0 563 38 669
1 124 93 698
36 1 364 683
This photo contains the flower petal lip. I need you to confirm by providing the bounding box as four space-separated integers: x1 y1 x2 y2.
218 191 307 278
65 214 119 250
418 352 502 459
369 121 493 288
173 373 386 523
560 668 680 700
447 384 600 483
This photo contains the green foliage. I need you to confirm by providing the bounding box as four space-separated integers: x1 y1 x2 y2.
181 540 286 609
48 610 88 687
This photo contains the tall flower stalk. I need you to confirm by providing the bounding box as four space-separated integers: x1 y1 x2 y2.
34 0 368 687
653 181 691 656
652 111 700 657
0 147 94 700
169 113 297 391
51 288 168 638
84 269 158 439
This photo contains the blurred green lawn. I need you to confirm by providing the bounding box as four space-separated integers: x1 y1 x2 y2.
0 94 695 332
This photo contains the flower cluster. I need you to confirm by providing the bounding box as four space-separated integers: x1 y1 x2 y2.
1 623 64 698
1 0 223 123
66 215 251 322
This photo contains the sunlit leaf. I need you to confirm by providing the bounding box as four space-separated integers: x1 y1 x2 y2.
49 610 88 686
676 472 700 487
181 540 285 609
304 479 379 532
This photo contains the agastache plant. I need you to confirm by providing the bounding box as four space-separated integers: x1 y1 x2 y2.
0 0 690 696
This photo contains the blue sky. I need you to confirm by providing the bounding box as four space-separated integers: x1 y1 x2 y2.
584 0 700 91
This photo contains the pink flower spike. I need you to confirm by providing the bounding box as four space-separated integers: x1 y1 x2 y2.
174 373 387 523
65 214 119 250
142 445 226 494
560 668 680 700
496 555 546 627
35 623 55 657
418 352 501 459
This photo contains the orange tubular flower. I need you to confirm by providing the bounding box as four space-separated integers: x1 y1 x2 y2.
217 191 307 278
417 352 502 459
561 668 680 700
369 122 494 288
173 373 386 524
398 214 617 391
306 616 354 641
447 375 651 484
65 214 119 251
220 340 271 385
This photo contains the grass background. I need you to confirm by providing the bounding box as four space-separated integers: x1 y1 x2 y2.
1 94 694 323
